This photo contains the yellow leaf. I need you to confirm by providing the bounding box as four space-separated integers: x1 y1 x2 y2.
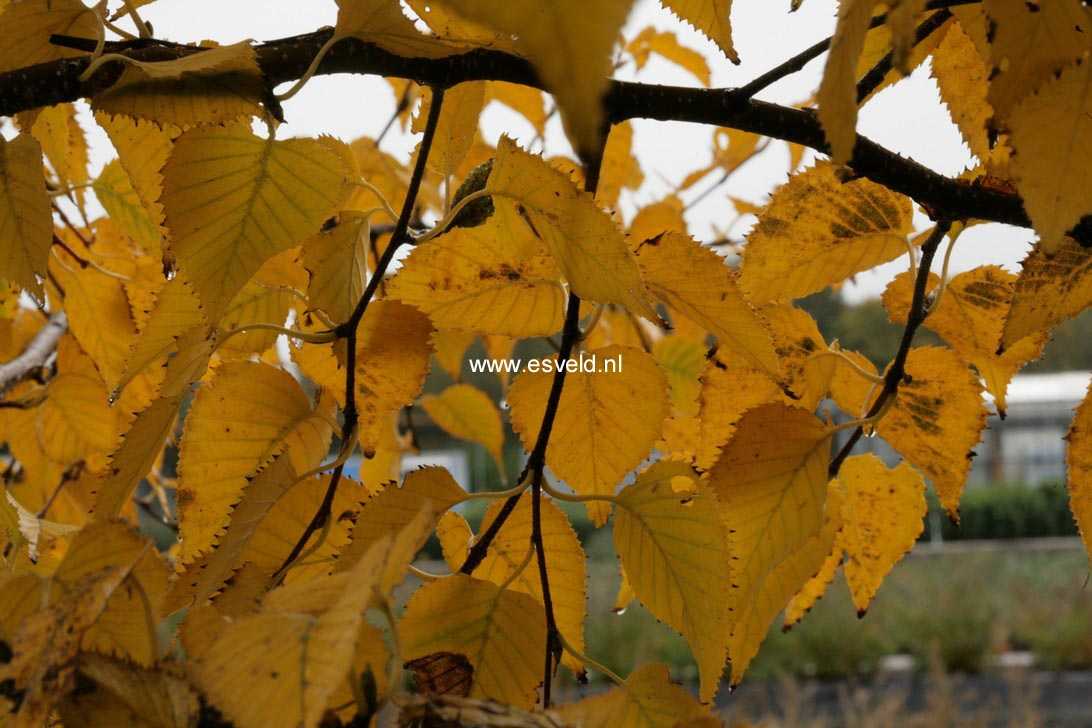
93 160 163 250
175 360 322 562
160 125 352 318
388 216 566 337
487 137 654 318
886 0 929 73
1002 237 1092 348
626 27 711 86
301 210 369 324
353 299 434 454
433 0 635 157
876 347 988 519
94 396 180 519
0 0 98 73
431 329 475 381
613 565 636 614
406 0 516 52
58 654 198 728
614 461 729 702
195 531 396 728
95 113 178 239
837 455 926 614
983 0 1091 120
783 533 842 630
740 163 914 304
818 0 880 165
556 663 709 727
0 134 52 298
92 41 265 128
883 267 1047 416
694 351 783 470
660 0 738 63
1009 56 1092 253
652 334 704 416
1066 383 1092 562
399 574 547 709
335 0 469 58
49 246 137 389
509 344 669 525
30 103 89 197
636 232 780 381
421 384 506 472
597 121 645 209
706 403 833 683
4 564 136 727
37 336 120 464
931 21 993 162
412 82 486 179
53 521 169 666
628 196 687 242
337 465 465 572
487 82 548 134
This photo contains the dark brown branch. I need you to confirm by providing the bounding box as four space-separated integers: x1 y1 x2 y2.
276 87 447 578
0 312 66 396
5 0 1088 244
856 9 953 103
829 220 953 477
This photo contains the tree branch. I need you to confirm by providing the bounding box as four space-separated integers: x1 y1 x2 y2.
0 312 66 396
4 1 1088 244
828 220 953 477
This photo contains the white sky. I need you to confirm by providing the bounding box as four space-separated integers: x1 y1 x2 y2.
74 0 1034 302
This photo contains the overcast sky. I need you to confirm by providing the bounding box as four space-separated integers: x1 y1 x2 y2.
75 0 1034 302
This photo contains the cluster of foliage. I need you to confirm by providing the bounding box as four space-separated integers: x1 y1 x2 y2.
0 0 1091 725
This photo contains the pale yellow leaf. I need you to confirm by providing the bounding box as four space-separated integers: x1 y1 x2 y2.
413 82 486 179
30 103 89 196
301 211 368 325
931 21 993 162
818 0 880 165
0 0 98 73
597 121 645 209
160 125 352 318
388 216 566 338
636 232 780 381
740 162 914 304
508 344 669 525
614 461 729 702
487 137 654 318
660 0 737 62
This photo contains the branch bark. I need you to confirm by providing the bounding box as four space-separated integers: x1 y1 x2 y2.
0 312 66 396
3 9 1089 244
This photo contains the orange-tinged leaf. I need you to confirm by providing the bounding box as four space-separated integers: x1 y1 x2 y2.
160 125 352 318
432 0 636 157
931 21 993 161
835 455 926 614
818 0 880 166
706 403 833 683
0 134 52 298
695 352 784 470
652 334 704 416
388 216 566 337
597 121 645 209
740 163 914 304
92 41 265 128
783 532 842 630
486 137 654 318
58 654 198 728
399 574 547 709
431 329 475 381
354 300 434 454
335 0 470 58
659 0 737 63
614 461 729 702
636 232 780 382
1066 383 1092 562
175 360 321 562
1002 237 1092 348
420 384 505 472
195 531 395 728
1009 56 1092 254
30 103 89 197
487 82 548 134
37 336 120 464
628 196 687 242
626 27 711 86
509 345 669 525
556 663 709 727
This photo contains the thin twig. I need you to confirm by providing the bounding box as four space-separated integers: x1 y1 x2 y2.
828 221 953 477
0 312 66 396
276 87 448 577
